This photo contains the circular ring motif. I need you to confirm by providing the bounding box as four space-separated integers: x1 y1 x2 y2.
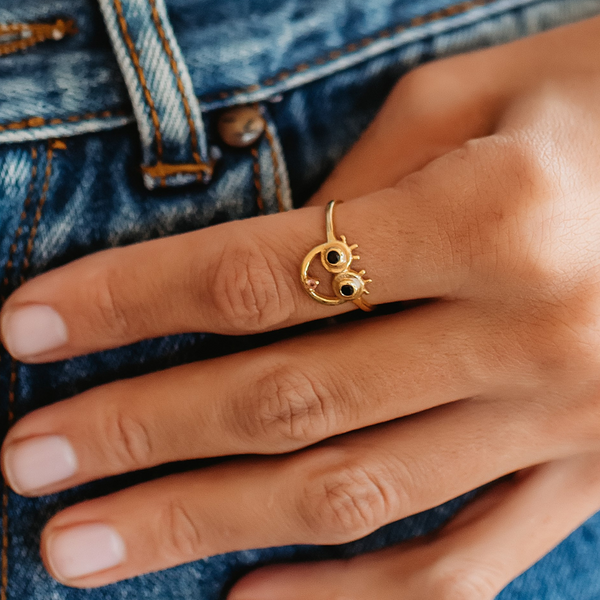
300 200 374 311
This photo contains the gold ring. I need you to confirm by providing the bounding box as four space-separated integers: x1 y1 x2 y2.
300 200 373 312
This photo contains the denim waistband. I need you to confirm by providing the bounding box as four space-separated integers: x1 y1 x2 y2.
2 0 600 191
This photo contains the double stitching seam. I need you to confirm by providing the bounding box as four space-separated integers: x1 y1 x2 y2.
200 0 499 103
0 142 46 600
0 110 128 134
0 0 506 138
250 146 264 214
0 142 55 600
112 0 164 164
1 147 38 300
0 19 76 57
2 142 55 600
21 143 56 279
147 0 204 177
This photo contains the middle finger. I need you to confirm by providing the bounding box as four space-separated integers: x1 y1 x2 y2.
2 300 489 496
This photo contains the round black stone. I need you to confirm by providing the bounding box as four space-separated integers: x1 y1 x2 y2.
340 284 355 297
326 250 341 265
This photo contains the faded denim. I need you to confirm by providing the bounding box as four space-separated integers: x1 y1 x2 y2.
1 0 600 598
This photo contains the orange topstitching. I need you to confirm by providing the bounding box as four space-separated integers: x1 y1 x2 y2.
200 0 494 103
0 144 38 600
21 144 56 278
147 0 204 172
250 146 265 214
0 19 76 57
0 110 127 134
1 0 500 137
112 0 164 162
0 140 56 600
263 125 285 213
1 147 38 299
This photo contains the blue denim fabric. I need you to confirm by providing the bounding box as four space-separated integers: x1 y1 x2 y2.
97 0 215 189
2 0 600 598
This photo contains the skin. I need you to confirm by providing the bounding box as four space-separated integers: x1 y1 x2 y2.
2 14 600 599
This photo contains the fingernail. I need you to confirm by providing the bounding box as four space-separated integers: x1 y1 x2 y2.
4 435 77 495
47 524 126 580
1 305 68 359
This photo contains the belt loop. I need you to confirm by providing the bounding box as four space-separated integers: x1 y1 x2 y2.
98 0 214 189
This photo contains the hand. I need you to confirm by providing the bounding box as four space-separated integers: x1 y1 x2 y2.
2 15 600 597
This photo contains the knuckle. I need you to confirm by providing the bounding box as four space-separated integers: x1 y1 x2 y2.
393 62 448 109
237 365 338 450
494 132 562 200
442 135 563 274
100 407 153 470
368 64 447 147
208 231 296 332
91 268 134 339
572 453 600 486
296 452 400 542
394 64 434 99
160 498 205 561
428 562 501 600
460 133 556 205
521 284 600 382
390 58 477 124
383 64 450 133
503 86 582 139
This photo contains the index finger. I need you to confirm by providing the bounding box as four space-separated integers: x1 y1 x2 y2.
0 168 472 363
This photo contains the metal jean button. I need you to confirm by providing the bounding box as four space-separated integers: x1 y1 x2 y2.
217 105 266 147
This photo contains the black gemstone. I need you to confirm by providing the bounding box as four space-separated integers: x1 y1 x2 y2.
340 284 355 297
327 250 341 265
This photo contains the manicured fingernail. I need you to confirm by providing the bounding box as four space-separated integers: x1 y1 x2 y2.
47 524 126 580
4 435 77 495
1 305 68 359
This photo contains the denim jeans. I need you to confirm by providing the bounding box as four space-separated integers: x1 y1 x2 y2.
2 0 600 598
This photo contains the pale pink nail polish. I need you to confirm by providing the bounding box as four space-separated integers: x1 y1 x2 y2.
4 435 77 495
47 524 126 580
1 305 68 359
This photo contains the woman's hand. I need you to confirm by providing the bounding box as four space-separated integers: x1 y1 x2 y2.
2 14 600 596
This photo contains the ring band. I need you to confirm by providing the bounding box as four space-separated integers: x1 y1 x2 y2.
300 200 374 312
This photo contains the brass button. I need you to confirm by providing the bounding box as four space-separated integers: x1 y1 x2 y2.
217 105 266 148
